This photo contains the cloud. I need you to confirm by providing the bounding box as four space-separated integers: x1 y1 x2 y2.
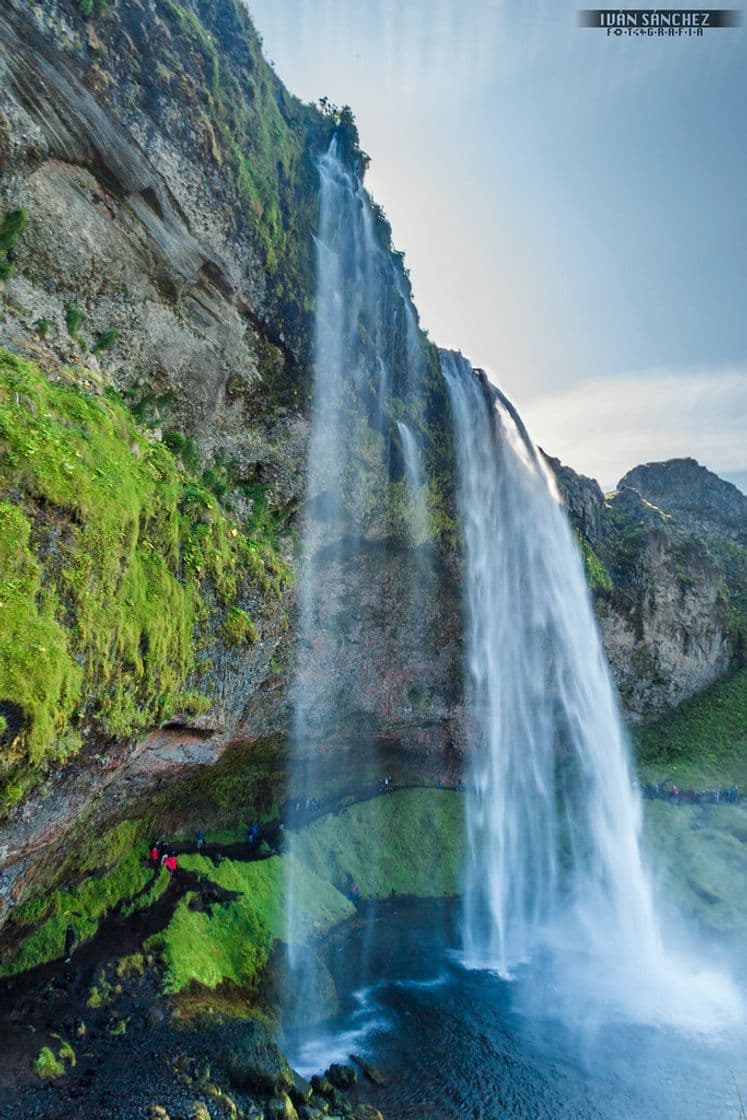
517 368 747 491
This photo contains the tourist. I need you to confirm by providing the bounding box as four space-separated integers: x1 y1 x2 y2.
196 830 204 852
64 923 76 964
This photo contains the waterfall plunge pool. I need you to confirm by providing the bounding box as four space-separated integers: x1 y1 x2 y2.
285 898 747 1120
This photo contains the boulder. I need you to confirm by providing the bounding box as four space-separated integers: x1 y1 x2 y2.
219 1021 294 1097
310 1075 334 1099
266 1094 299 1120
325 1064 357 1090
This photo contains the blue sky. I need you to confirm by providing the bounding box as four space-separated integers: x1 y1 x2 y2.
247 1 746 491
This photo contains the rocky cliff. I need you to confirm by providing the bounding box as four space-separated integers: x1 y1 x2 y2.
0 0 467 941
549 454 746 722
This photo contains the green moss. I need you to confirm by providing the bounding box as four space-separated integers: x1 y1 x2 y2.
1 851 154 976
147 854 353 994
0 349 258 802
0 208 28 254
116 952 145 978
578 534 613 594
293 789 466 900
71 819 143 875
52 1035 76 1067
0 502 82 769
64 302 85 339
0 207 29 279
92 328 120 355
635 666 747 787
220 606 258 647
34 1046 64 1080
121 865 170 917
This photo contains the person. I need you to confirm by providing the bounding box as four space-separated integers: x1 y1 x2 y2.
196 830 204 852
64 923 76 964
148 842 160 865
162 853 177 873
346 875 360 902
248 821 260 847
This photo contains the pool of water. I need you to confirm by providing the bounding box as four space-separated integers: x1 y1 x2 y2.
286 900 747 1120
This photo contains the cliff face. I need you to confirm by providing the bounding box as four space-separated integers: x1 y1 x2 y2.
0 0 467 927
550 456 745 722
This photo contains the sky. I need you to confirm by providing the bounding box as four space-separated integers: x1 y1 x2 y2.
246 1 746 492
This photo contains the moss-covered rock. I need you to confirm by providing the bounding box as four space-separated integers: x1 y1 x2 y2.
291 789 465 900
0 845 169 976
0 348 283 808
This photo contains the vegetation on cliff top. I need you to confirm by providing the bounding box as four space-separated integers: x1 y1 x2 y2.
0 348 277 808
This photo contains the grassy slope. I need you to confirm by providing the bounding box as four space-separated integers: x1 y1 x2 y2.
0 819 170 976
634 666 747 788
148 789 464 995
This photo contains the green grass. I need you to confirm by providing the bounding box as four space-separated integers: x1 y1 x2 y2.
635 666 747 787
292 789 466 900
146 790 464 996
147 853 353 994
578 534 613 594
220 606 258 647
1 851 155 976
0 349 269 804
0 207 29 279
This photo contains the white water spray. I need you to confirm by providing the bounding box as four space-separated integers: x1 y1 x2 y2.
442 350 740 1029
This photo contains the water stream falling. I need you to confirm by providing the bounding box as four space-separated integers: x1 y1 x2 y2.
441 349 739 1027
285 137 434 1021
286 134 738 1039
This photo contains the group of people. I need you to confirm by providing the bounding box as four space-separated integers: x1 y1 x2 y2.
641 782 740 805
148 841 178 873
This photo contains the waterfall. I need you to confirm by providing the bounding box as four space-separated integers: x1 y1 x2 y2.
441 349 739 1027
396 420 430 547
285 136 434 1020
284 132 737 1035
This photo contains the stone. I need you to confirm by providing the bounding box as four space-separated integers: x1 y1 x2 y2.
353 1108 384 1120
220 1021 294 1097
265 1094 299 1120
350 1055 388 1086
325 1064 357 1090
310 1076 334 1099
290 1070 314 1105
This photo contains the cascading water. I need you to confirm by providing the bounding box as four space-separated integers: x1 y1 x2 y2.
441 349 739 1028
284 133 737 1040
285 135 435 1023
